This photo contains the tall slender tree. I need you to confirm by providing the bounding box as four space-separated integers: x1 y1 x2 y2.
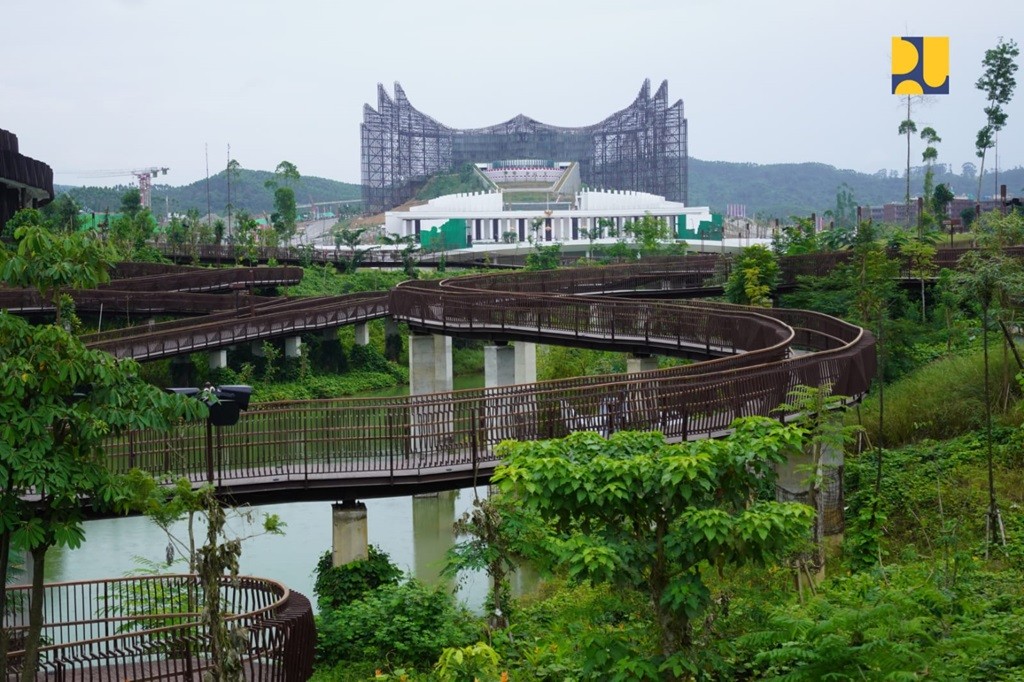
975 38 1019 201
898 100 917 226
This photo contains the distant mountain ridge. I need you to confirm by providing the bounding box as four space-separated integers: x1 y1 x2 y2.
55 160 1024 220
689 158 1024 218
57 169 361 217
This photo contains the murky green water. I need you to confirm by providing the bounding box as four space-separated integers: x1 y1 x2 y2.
39 373 531 613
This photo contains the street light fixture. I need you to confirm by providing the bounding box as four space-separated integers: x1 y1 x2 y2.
165 384 252 482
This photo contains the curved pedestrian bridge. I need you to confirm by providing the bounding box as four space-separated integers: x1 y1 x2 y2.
98 261 876 506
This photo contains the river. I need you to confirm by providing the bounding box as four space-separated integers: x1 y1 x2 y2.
38 372 524 613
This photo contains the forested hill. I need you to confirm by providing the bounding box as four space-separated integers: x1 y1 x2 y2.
688 158 1024 219
56 161 1024 221
57 169 361 216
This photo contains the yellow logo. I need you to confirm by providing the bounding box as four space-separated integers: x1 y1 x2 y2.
892 36 949 95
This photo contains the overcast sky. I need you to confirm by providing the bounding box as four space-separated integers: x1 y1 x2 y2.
2 0 1022 190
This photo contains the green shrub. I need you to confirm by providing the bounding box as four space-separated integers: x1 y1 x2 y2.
316 580 479 670
313 546 402 612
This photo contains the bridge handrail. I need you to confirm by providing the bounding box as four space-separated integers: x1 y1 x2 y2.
81 293 384 345
3 574 314 682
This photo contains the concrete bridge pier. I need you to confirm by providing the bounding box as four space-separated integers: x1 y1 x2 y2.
284 336 302 358
775 444 845 587
208 349 228 371
353 322 370 347
412 490 457 585
484 344 517 443
514 341 537 384
627 353 658 374
331 501 369 567
409 333 454 453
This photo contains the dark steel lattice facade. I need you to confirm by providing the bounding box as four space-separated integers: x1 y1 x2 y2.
361 79 687 214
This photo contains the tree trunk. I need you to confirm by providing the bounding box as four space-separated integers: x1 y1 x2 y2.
983 309 998 550
0 529 11 681
921 279 927 323
905 97 912 227
978 150 987 203
19 544 47 682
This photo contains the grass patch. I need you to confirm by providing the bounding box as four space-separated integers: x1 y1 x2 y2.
854 346 1023 447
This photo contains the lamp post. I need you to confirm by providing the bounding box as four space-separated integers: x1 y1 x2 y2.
166 384 252 484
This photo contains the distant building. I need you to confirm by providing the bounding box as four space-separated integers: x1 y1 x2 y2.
860 194 1016 227
0 128 53 228
361 79 688 214
383 188 713 249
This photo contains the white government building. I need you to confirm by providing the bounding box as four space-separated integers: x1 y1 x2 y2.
382 188 715 251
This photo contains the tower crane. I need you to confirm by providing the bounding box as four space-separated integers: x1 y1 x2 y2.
59 166 170 210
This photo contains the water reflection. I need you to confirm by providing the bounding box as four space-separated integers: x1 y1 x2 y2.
42 487 507 612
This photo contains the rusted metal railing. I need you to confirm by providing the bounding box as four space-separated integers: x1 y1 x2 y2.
99 261 875 491
3 575 314 682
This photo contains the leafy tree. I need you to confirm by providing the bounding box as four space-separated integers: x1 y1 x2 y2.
109 208 158 259
900 239 937 322
725 244 779 306
313 546 402 612
316 579 478 670
231 210 260 266
961 206 977 230
443 492 545 630
39 194 82 233
120 187 142 218
0 316 205 680
524 243 562 270
953 248 1024 551
0 224 116 327
773 216 819 255
975 38 1019 200
623 213 673 256
933 183 954 220
919 126 942 236
379 233 421 278
225 158 241 236
273 160 300 186
333 225 377 274
830 182 857 229
493 422 814 674
0 222 207 680
264 161 300 243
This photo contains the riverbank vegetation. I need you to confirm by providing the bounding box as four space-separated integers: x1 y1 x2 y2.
299 210 1024 680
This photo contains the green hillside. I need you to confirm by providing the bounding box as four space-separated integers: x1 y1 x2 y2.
689 158 1024 218
55 160 1024 221
57 169 360 217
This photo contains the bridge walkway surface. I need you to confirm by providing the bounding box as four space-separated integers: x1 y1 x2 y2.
65 258 878 509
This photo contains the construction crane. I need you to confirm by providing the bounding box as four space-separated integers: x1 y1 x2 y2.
58 166 170 210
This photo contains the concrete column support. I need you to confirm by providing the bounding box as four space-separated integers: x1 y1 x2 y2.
284 336 302 358
514 342 537 384
627 353 658 374
353 322 370 347
485 344 518 445
484 344 516 388
331 501 368 567
412 490 457 585
409 333 454 453
409 333 438 395
433 334 453 393
208 349 228 371
251 341 266 357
